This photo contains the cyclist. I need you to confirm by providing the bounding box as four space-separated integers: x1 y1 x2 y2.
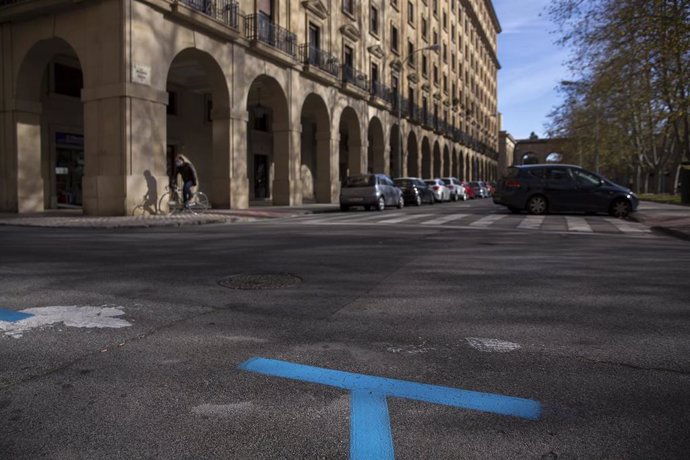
174 154 198 208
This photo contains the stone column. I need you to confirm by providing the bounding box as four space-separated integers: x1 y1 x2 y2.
315 131 338 203
273 123 302 206
0 99 44 212
210 107 247 209
81 83 168 216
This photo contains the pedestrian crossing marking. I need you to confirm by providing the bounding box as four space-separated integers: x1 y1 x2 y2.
566 216 593 232
469 214 507 227
422 214 470 225
603 218 651 233
517 215 545 230
380 214 432 224
284 212 654 237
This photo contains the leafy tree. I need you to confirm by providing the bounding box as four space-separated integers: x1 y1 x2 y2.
547 0 690 193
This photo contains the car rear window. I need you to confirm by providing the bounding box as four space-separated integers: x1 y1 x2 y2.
343 175 375 187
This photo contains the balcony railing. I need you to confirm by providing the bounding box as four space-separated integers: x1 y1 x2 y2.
342 65 369 92
299 44 339 77
178 0 240 29
245 13 297 57
370 81 394 104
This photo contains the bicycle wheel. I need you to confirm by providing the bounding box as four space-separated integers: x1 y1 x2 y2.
158 191 175 215
193 192 210 211
131 205 146 217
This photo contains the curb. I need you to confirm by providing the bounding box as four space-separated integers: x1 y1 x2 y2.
649 226 690 242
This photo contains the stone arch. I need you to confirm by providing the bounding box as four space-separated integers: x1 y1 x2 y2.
7 37 85 213
421 137 432 178
367 116 386 174
166 48 231 209
522 152 539 165
246 75 291 205
338 106 363 181
406 131 419 177
300 92 333 203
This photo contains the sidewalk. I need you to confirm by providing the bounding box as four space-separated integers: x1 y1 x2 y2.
0 204 339 229
629 201 690 241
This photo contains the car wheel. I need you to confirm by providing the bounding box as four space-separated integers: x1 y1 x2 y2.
376 196 386 211
340 204 349 212
526 195 548 215
415 194 422 206
397 195 405 209
609 199 631 218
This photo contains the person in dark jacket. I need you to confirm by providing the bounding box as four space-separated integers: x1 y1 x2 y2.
174 154 198 207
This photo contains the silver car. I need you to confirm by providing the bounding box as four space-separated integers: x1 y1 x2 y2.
425 178 452 202
441 177 468 201
340 174 404 211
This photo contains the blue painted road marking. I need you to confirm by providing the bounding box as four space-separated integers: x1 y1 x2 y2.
0 308 33 323
238 357 541 459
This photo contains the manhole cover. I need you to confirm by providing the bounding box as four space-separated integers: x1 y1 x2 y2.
218 273 302 290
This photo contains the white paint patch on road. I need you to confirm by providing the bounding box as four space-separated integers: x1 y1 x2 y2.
465 337 521 353
192 402 255 417
0 305 131 338
386 343 436 354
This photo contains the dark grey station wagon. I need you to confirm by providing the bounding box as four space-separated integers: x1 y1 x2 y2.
493 164 639 218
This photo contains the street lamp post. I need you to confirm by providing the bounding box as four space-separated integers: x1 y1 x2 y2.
396 44 439 178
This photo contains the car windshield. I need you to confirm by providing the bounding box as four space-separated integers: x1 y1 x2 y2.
424 180 436 186
394 179 414 187
343 175 375 188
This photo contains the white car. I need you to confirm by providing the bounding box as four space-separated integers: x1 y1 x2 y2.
441 177 468 201
424 178 451 202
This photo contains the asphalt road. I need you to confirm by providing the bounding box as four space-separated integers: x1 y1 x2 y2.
1 199 689 459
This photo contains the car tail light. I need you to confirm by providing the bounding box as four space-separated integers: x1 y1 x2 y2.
432 186 440 190
447 185 454 189
504 180 522 188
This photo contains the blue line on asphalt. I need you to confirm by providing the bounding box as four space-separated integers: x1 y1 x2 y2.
0 308 33 323
239 357 541 420
350 390 394 460
238 357 542 458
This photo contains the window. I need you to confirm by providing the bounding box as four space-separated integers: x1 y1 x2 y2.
433 64 438 84
344 45 354 68
421 17 428 40
371 62 379 89
390 25 399 52
370 6 379 35
407 1 414 25
408 41 415 66
343 0 354 16
422 55 428 76
54 63 83 98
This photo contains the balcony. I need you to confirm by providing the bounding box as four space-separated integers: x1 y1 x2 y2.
370 81 394 105
299 44 339 78
178 0 240 29
245 13 297 58
342 65 369 93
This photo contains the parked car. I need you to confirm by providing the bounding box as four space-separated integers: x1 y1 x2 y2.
394 177 436 206
468 181 489 198
441 177 468 201
461 181 475 199
493 164 639 218
340 174 404 211
424 178 452 202
479 181 494 197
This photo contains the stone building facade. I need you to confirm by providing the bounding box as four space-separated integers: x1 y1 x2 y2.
1 0 501 215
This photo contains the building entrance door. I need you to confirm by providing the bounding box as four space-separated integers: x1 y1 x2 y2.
54 133 84 207
254 154 269 199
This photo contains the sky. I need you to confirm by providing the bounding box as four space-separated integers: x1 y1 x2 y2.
492 0 572 140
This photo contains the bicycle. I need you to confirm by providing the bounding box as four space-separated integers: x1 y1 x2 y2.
158 183 210 215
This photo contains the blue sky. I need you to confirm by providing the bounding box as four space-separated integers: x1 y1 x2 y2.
493 0 571 140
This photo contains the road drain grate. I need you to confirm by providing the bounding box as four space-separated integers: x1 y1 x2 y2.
218 274 302 290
